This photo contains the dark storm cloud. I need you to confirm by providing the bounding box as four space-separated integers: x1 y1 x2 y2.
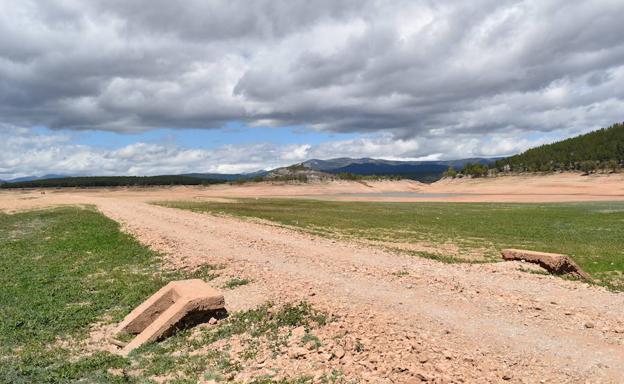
1 0 624 140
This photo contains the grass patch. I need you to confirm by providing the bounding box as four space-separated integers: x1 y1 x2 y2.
223 277 251 289
159 199 624 288
0 207 222 383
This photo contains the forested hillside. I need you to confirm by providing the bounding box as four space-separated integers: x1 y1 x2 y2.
0 175 225 189
493 122 624 173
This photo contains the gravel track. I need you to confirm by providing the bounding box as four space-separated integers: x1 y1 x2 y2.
87 197 624 383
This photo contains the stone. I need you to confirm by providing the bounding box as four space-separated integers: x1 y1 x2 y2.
111 279 225 355
334 346 346 359
585 322 595 329
291 326 306 339
288 347 309 359
320 352 333 361
501 249 591 279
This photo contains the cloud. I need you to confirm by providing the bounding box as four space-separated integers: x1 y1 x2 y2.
0 1 623 177
0 124 550 179
1 0 623 137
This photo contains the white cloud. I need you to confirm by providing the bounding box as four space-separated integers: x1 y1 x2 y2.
1 1 623 177
0 0 623 137
0 126 556 179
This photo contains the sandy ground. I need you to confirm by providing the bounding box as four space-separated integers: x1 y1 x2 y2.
2 172 622 206
2 174 624 382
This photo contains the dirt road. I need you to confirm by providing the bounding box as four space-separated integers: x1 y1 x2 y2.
84 196 624 383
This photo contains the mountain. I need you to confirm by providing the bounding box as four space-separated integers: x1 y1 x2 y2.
300 157 498 182
302 157 496 171
494 122 624 172
1 157 500 187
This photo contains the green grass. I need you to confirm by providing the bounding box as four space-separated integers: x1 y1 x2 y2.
0 207 173 383
159 199 624 288
223 278 251 289
0 207 329 383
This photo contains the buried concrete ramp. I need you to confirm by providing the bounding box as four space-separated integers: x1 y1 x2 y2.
111 279 225 355
501 249 591 280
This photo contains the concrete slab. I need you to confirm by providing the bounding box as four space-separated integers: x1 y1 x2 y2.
112 279 225 355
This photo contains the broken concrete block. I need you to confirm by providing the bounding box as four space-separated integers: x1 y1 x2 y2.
501 249 591 280
112 279 225 355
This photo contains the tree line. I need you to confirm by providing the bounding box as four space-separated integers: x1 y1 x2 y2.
444 122 624 178
0 175 225 189
493 122 624 173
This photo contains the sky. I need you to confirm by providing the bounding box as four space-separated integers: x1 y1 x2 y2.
1 0 624 179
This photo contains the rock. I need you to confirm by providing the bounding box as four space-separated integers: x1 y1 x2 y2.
585 322 595 329
334 346 346 359
320 352 333 361
208 317 218 325
107 368 124 377
501 249 591 280
288 347 309 359
291 326 306 338
502 374 513 380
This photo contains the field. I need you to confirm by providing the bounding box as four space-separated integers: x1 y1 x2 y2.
0 207 328 383
160 199 624 287
1 177 624 383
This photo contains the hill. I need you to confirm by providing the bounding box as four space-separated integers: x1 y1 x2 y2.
494 122 624 173
302 157 497 182
0 175 225 189
266 164 333 182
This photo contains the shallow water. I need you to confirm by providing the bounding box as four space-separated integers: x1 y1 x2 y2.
322 192 468 198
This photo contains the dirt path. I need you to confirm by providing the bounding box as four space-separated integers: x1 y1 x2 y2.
84 197 624 383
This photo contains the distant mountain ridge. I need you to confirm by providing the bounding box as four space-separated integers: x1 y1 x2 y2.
301 157 495 170
5 174 70 183
300 157 498 182
2 157 499 186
